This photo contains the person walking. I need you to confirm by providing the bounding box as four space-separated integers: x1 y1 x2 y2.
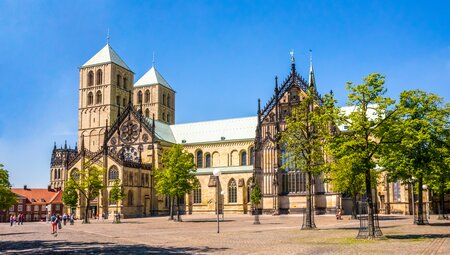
57 214 62 230
63 214 67 226
18 213 23 225
70 213 74 225
9 215 13 227
50 213 57 234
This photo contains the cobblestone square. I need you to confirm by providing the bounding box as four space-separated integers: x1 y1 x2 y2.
0 214 448 254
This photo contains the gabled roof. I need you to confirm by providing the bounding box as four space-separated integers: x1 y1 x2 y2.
82 44 131 71
134 66 172 90
11 188 63 205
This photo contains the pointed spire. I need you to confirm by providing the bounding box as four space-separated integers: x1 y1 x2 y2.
128 90 132 106
290 49 296 81
80 134 85 155
257 98 261 116
53 142 56 150
75 142 78 151
275 76 279 94
64 140 67 149
103 119 109 154
308 49 316 88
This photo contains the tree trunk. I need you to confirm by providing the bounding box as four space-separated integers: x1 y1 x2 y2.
438 186 447 220
302 171 316 229
416 177 425 225
365 168 375 238
351 195 358 220
176 196 181 222
169 196 174 220
84 200 90 224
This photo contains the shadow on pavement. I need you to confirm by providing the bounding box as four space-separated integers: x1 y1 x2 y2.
429 222 450 227
183 219 235 223
0 240 229 254
0 232 36 236
385 234 450 240
379 216 408 221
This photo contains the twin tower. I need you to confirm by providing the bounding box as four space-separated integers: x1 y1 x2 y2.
78 43 175 152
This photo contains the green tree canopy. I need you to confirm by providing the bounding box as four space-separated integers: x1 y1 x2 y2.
0 164 16 211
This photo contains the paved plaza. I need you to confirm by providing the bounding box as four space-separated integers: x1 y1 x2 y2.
0 214 448 254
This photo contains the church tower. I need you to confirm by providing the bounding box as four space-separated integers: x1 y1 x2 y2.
78 43 134 152
133 65 175 124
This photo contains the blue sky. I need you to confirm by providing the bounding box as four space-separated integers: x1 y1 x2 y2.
0 0 449 187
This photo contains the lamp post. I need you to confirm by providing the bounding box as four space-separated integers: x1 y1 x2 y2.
213 168 222 233
422 184 428 220
221 190 225 221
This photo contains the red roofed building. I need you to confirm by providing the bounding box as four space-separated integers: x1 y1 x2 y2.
0 185 64 222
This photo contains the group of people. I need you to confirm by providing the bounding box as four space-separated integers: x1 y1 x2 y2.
50 213 75 235
9 213 25 226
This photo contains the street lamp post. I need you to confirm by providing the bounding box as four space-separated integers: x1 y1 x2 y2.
213 169 222 234
221 190 225 221
422 184 429 220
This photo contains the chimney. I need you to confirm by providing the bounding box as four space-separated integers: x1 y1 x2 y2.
24 185 27 190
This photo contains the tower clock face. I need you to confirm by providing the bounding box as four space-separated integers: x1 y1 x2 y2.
120 120 140 144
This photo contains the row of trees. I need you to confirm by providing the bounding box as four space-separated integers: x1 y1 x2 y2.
281 73 450 238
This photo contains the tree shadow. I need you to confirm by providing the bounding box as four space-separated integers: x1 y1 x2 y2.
378 216 408 221
429 222 450 227
0 232 36 236
0 240 228 254
385 234 450 240
183 219 235 223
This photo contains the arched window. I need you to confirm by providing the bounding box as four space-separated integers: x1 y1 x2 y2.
117 74 121 87
205 153 211 168
58 169 61 179
167 95 171 108
71 169 80 180
138 91 143 104
53 169 57 180
162 112 166 121
127 190 133 206
123 77 127 90
96 69 102 85
96 90 102 104
241 151 247 166
249 147 255 165
228 179 237 203
193 184 201 204
87 92 94 105
163 94 166 105
88 71 94 86
196 150 203 168
145 109 150 117
109 166 119 180
167 114 170 123
145 90 150 103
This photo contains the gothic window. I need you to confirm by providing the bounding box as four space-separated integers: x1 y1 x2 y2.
88 71 94 86
129 172 133 186
167 95 171 108
87 92 94 105
241 150 247 166
53 169 57 180
123 77 127 90
193 184 201 204
196 150 203 168
144 90 150 103
128 190 133 206
163 94 166 105
145 109 150 117
116 96 120 106
205 153 211 168
96 69 102 85
228 179 237 203
96 90 102 104
162 112 166 121
117 74 122 87
109 166 119 180
71 169 80 180
249 147 255 165
167 114 170 123
138 91 143 104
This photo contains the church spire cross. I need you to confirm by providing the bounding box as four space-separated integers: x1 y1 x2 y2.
290 49 295 63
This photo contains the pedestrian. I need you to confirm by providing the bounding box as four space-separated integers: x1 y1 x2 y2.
63 214 67 226
50 213 57 234
70 213 74 225
13 214 17 225
18 213 23 225
57 214 62 230
9 215 13 227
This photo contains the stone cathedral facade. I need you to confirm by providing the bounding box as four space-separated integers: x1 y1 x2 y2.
49 43 428 219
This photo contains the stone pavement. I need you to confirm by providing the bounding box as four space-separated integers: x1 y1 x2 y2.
0 214 448 254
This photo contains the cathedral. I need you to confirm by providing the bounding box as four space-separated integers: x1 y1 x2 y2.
49 43 428 219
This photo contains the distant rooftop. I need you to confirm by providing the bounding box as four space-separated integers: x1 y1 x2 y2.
134 66 172 90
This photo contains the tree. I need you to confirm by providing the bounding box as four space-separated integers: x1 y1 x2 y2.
280 85 336 230
65 160 104 223
155 144 197 222
250 181 262 224
327 158 366 219
382 90 450 224
109 179 126 223
329 73 397 239
0 164 16 211
427 144 450 220
62 183 78 208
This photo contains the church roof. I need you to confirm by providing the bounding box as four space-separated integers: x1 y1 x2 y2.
170 116 257 144
134 66 172 90
147 116 258 144
82 44 131 71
